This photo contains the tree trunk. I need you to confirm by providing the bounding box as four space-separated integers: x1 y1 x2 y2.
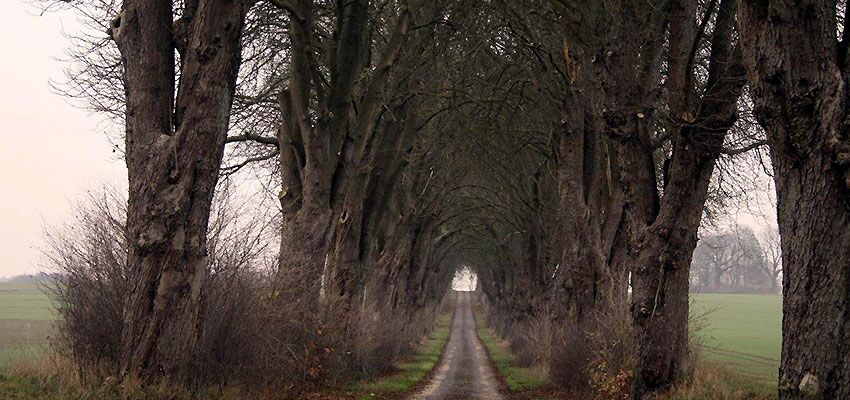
274 0 411 322
114 0 247 379
738 1 850 397
621 118 732 395
595 1 744 395
324 170 370 339
277 205 333 310
565 1 744 394
769 280 776 294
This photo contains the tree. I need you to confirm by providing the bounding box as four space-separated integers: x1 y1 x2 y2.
602 1 744 394
494 0 630 386
270 0 478 356
272 0 417 309
692 232 738 292
737 1 850 397
756 226 782 294
690 225 773 293
53 0 504 378
549 0 745 394
109 0 249 379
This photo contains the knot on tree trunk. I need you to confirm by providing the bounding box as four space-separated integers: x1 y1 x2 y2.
173 16 191 56
107 11 124 41
799 372 821 397
834 141 850 189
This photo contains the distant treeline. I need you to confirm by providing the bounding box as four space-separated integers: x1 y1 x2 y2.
690 225 782 295
0 273 57 285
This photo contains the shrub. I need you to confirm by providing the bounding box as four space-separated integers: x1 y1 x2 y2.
42 187 129 377
41 185 275 385
38 184 447 390
550 305 635 397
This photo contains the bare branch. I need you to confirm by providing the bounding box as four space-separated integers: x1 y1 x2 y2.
225 133 280 146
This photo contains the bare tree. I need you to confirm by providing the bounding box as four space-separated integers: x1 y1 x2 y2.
757 226 782 294
690 225 774 293
272 0 413 316
108 0 250 379
39 0 816 396
547 0 745 394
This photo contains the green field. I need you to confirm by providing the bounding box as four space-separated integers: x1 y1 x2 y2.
0 283 54 368
690 293 781 387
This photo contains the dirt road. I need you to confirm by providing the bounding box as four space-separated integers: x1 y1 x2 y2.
410 291 504 400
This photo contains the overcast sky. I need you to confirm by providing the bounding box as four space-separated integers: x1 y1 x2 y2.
0 1 126 278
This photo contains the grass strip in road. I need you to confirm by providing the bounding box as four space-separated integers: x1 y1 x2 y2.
473 314 549 392
353 313 453 399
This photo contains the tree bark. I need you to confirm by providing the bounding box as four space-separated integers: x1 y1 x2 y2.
738 1 850 397
552 69 627 385
276 205 333 310
113 0 247 379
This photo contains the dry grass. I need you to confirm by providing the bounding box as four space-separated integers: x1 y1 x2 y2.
0 354 357 400
652 361 776 400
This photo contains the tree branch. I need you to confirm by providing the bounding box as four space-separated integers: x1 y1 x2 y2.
266 0 303 21
225 133 280 146
220 150 281 175
721 139 767 155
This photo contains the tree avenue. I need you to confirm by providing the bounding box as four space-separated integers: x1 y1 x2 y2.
36 0 850 398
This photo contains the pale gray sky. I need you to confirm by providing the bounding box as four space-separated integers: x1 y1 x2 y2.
0 1 126 278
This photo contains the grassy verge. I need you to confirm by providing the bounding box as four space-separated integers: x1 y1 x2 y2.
0 374 174 400
473 314 549 393
472 311 776 400
0 374 251 400
353 313 453 399
660 360 777 400
0 312 454 400
0 279 453 400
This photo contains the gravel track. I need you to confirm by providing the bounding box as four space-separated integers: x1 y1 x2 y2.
409 291 503 400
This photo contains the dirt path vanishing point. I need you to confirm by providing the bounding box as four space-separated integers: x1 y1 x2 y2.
410 291 504 400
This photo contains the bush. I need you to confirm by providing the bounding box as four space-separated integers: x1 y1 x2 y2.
41 185 276 385
479 297 552 368
550 306 635 398
38 185 447 391
42 187 129 377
